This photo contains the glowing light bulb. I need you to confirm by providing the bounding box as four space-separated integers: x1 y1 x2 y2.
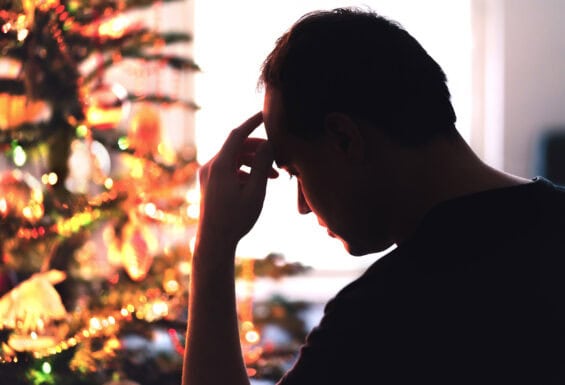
13 145 26 166
76 124 88 137
186 204 199 220
48 172 58 185
143 202 157 217
245 330 260 344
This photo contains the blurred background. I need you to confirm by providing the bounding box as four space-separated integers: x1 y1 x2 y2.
0 0 563 384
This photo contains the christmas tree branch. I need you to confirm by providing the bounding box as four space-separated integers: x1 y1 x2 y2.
0 79 25 95
70 0 186 24
127 93 199 110
0 121 58 146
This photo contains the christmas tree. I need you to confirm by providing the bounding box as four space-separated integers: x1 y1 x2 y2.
0 1 312 384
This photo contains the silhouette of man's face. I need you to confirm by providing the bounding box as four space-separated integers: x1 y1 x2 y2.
263 88 375 255
263 87 398 256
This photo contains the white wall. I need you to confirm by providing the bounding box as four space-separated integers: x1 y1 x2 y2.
474 0 565 178
504 0 565 178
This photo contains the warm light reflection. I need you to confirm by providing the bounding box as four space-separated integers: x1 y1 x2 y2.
98 15 129 39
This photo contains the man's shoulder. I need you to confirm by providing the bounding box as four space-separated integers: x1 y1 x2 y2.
326 177 565 310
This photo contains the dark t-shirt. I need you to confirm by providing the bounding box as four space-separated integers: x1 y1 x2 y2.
277 178 565 384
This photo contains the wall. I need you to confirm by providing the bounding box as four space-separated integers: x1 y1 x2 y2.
474 0 565 178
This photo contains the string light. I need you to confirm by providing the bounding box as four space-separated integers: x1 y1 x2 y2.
76 124 88 138
104 178 113 189
98 15 129 39
117 136 129 150
12 145 26 166
41 362 52 374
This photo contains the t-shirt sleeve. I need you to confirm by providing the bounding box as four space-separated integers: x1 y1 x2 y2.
275 290 410 385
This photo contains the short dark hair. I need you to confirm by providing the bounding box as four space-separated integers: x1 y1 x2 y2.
260 7 458 145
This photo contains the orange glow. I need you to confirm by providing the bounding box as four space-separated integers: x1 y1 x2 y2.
86 105 123 130
0 94 50 129
98 15 129 39
0 198 7 216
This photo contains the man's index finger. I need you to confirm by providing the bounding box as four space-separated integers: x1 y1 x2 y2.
220 112 264 159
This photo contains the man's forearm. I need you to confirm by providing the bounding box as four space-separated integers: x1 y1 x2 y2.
182 112 272 385
182 236 250 385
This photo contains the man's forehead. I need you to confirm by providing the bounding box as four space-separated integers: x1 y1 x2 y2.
268 132 290 170
263 87 295 169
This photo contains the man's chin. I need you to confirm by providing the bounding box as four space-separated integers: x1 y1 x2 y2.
340 237 396 257
336 236 367 257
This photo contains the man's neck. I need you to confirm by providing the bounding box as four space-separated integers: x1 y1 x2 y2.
384 135 530 245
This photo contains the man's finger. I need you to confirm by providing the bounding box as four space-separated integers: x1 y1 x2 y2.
247 141 275 195
219 112 263 160
238 153 279 178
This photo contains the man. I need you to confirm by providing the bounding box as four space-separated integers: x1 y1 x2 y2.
183 8 565 385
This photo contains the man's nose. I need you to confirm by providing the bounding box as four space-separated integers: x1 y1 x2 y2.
297 182 311 215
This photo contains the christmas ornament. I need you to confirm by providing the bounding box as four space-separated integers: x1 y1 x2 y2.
0 58 22 78
73 225 116 280
85 82 130 130
0 57 51 130
0 270 68 352
0 169 44 223
97 15 132 40
121 219 159 282
7 322 69 353
65 138 111 195
0 270 67 331
0 93 52 130
128 103 162 156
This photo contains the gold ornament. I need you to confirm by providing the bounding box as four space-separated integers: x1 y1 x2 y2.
85 83 130 130
0 270 68 352
65 139 111 195
0 93 51 130
0 169 44 223
0 58 50 128
128 104 162 156
7 322 69 353
73 225 117 280
120 219 159 282
0 58 22 78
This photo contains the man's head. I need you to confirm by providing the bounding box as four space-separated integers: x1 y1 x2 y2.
261 8 461 255
260 7 457 145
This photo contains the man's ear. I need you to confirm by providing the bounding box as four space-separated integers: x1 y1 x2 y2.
323 112 364 161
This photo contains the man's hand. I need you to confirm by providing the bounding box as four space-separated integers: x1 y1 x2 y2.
183 113 277 385
197 112 278 248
